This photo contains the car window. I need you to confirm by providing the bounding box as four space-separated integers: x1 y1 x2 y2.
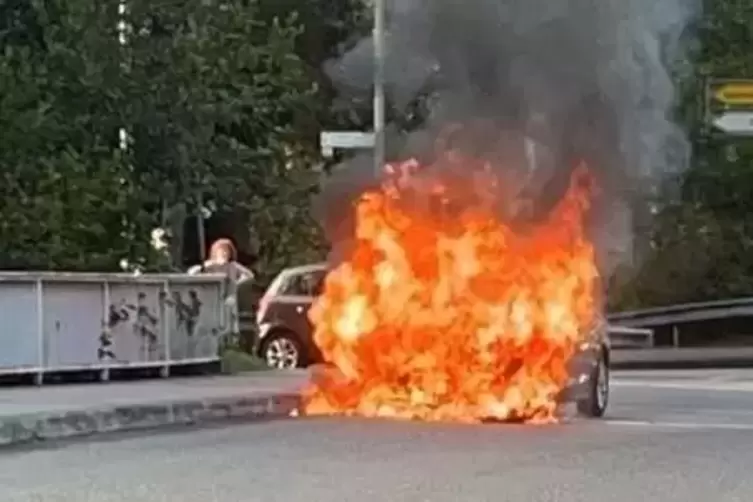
278 270 326 297
311 270 326 296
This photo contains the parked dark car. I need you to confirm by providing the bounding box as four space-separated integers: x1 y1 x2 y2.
253 263 328 369
253 262 609 418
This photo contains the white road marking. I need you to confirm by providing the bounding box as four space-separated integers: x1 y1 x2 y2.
605 419 753 431
612 369 753 381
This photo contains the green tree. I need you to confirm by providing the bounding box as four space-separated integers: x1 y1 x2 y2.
1 0 355 275
612 0 753 309
120 0 334 278
0 0 157 270
256 0 372 132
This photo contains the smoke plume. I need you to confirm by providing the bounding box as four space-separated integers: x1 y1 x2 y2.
317 0 700 272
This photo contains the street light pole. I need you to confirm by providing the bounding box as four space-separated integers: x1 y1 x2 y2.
373 0 386 175
196 191 206 264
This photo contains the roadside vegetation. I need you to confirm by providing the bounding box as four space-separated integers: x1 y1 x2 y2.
0 0 751 309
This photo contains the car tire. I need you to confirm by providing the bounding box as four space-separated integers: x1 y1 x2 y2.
260 331 305 369
576 351 609 418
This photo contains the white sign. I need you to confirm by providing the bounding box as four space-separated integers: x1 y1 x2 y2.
712 111 753 135
320 131 375 157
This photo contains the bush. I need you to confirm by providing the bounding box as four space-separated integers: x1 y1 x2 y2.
220 349 269 374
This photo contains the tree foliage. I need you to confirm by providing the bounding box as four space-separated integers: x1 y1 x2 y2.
611 0 753 309
0 0 370 274
7 0 750 310
122 0 323 274
0 0 156 270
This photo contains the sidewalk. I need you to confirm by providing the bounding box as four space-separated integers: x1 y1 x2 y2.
0 371 308 447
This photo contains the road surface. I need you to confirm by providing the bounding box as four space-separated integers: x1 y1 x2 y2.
2 369 753 502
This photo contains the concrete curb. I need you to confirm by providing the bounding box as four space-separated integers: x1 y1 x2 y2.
612 358 753 370
0 392 301 448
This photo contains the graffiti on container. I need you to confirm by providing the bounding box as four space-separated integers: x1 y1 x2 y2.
165 290 203 337
98 292 159 361
97 289 204 361
98 332 115 361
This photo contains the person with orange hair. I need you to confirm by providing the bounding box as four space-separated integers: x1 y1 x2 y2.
188 238 254 336
188 238 254 283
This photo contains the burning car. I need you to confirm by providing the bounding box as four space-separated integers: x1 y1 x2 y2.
256 258 609 420
256 145 609 424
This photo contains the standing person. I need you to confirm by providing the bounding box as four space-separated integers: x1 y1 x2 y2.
188 238 254 338
189 238 254 283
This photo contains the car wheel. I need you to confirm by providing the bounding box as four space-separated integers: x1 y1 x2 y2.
261 331 304 369
576 352 609 418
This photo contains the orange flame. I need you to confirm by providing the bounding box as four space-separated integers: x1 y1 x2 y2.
304 153 599 423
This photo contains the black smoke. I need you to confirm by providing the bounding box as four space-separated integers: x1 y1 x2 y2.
316 0 699 271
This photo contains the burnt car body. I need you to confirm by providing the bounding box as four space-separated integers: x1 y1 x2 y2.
254 262 609 418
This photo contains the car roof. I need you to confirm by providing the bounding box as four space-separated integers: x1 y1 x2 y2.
264 263 328 297
278 262 328 277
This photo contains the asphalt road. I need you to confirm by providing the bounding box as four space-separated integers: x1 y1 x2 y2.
3 369 753 502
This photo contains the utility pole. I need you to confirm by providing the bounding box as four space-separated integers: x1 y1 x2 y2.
372 0 386 175
318 0 387 170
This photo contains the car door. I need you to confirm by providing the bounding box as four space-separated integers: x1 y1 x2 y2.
272 269 327 357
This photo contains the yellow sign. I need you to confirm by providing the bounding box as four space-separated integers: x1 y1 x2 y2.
714 82 753 105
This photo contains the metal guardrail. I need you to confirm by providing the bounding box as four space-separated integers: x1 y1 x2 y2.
607 324 654 349
0 272 230 383
607 297 753 328
610 297 753 317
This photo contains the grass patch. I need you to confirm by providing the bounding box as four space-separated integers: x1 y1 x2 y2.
220 349 270 374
